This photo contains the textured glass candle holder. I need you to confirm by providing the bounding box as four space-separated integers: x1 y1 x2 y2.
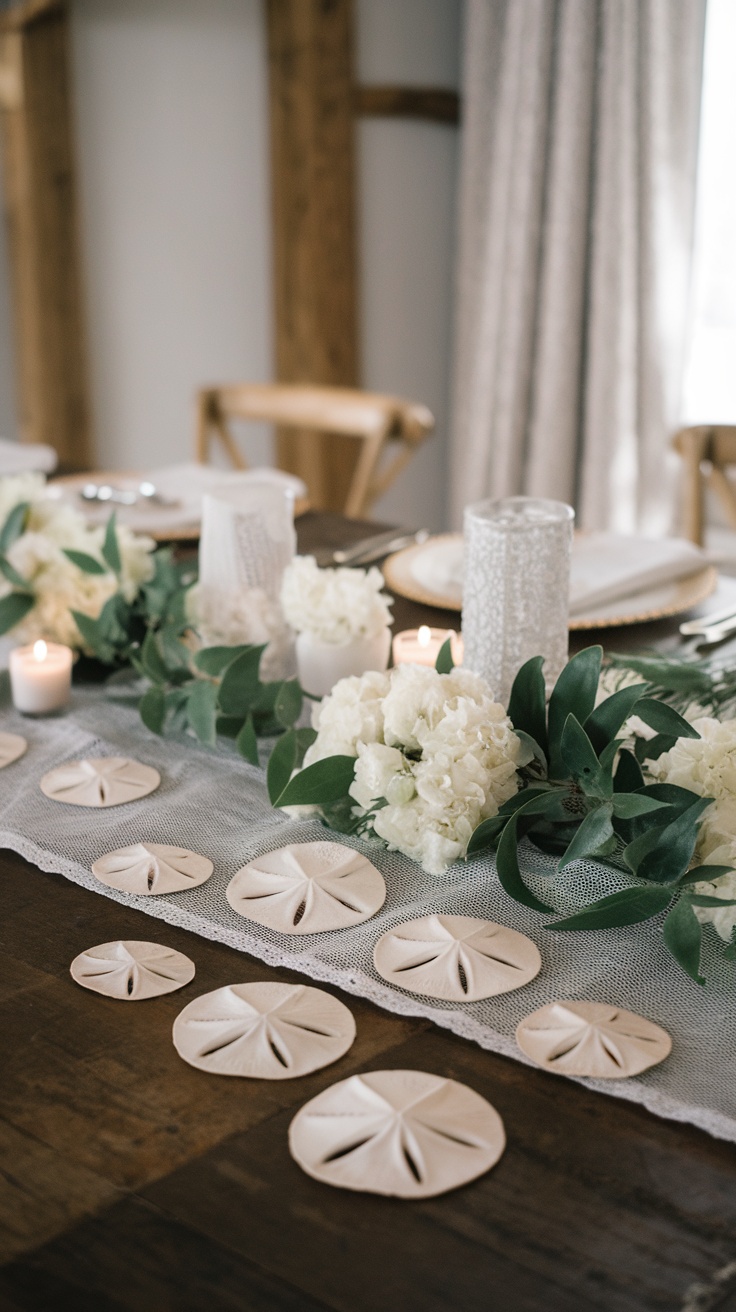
461 497 574 705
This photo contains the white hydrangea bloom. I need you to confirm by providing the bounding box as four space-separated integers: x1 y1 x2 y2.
280 555 392 644
0 476 155 649
186 582 293 682
299 663 520 876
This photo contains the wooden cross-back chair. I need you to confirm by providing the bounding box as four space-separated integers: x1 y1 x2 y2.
673 425 736 545
195 383 434 518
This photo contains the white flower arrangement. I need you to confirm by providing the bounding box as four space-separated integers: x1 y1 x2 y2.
647 716 736 941
280 555 392 646
0 474 155 650
186 581 293 683
299 663 521 875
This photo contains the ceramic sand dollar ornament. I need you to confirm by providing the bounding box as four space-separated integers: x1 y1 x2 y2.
373 914 541 1002
92 843 213 896
289 1069 506 1199
70 940 195 1000
173 982 355 1079
0 731 27 768
516 1001 672 1079
227 841 386 934
40 757 160 807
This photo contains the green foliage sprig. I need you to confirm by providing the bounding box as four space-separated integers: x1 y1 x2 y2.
0 501 35 635
467 646 736 984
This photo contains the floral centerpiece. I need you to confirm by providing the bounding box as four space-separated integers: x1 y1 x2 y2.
280 555 393 696
270 642 736 983
0 475 155 649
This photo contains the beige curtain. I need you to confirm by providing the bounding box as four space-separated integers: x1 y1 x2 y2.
449 0 706 533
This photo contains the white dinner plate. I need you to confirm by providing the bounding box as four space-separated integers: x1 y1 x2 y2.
383 533 718 629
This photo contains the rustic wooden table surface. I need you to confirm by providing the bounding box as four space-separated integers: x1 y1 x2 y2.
1 512 735 1312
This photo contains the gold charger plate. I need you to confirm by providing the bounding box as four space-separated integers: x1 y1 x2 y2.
383 534 718 630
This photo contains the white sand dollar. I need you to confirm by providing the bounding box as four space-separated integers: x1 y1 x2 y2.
227 841 386 934
373 914 541 1001
289 1069 506 1199
0 731 27 768
516 1000 672 1079
92 843 213 896
173 982 355 1078
41 756 160 807
70 940 195 1000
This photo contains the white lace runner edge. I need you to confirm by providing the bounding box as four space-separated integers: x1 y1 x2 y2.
1 690 734 1145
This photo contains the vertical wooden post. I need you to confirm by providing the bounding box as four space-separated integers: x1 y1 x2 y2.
266 0 359 511
0 0 90 468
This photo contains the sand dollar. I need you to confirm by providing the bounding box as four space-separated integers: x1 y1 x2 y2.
373 914 541 1001
516 1000 672 1079
41 757 160 807
70 940 195 1000
91 843 213 896
173 982 355 1079
289 1069 506 1198
227 841 386 934
0 731 26 768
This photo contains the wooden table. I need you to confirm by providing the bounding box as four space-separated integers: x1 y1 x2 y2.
1 514 736 1312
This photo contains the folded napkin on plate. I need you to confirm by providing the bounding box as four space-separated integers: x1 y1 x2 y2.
569 534 707 616
0 437 57 476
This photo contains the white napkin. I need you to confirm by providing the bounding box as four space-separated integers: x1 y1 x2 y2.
0 437 57 476
569 534 707 616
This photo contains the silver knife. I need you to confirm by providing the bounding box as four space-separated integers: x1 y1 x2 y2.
315 528 429 568
680 604 736 636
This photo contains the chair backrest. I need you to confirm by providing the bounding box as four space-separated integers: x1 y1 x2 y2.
195 383 434 518
672 425 736 545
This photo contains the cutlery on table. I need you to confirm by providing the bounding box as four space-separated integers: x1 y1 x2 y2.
79 481 180 509
314 528 429 569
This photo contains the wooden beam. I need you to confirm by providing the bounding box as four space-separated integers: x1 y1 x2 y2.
266 0 359 512
355 85 461 125
0 0 90 468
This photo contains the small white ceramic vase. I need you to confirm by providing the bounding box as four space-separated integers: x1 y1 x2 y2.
296 627 391 698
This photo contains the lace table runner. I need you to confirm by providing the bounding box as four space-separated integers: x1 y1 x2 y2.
1 686 735 1143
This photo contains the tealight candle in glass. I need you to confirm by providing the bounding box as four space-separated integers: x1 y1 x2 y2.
392 626 463 668
461 496 574 705
9 639 73 714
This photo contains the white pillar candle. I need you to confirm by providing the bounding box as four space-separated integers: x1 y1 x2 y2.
392 626 463 668
9 640 73 714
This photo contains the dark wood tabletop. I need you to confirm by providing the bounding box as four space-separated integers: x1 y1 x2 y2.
1 512 736 1312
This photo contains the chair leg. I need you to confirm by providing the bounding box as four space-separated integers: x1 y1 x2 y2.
680 430 710 545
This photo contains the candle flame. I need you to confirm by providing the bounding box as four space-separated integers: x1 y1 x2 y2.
417 625 431 648
33 640 48 662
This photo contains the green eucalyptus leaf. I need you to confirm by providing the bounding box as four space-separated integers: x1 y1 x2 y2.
560 713 612 798
236 715 260 766
663 896 704 984
547 646 602 777
724 930 736 962
466 814 506 855
0 555 29 589
216 715 246 739
636 797 713 885
435 636 454 674
685 893 736 906
636 732 677 763
62 549 107 576
613 748 644 793
559 803 614 870
102 513 122 574
633 698 700 741
549 884 673 931
0 590 35 635
193 645 253 676
187 679 218 746
275 754 356 808
139 684 166 735
584 682 651 754
677 864 736 887
611 793 670 819
0 501 29 553
141 628 168 684
507 655 548 756
494 809 552 913
267 726 316 804
217 646 265 716
274 679 303 728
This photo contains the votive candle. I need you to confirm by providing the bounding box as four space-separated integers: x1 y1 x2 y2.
392 626 463 668
9 640 73 714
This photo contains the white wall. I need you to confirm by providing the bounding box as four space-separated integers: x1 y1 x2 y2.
0 0 462 529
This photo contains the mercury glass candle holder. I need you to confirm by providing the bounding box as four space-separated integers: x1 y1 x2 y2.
461 496 574 705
